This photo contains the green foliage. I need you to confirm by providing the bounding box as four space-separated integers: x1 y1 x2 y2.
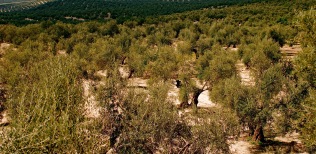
99 20 120 36
292 9 316 151
97 71 181 152
177 41 193 55
269 27 286 47
126 42 149 77
293 46 316 89
259 64 285 100
299 89 316 152
0 57 23 88
172 21 186 38
98 73 240 153
212 52 285 141
0 56 103 153
178 28 199 44
116 83 181 153
189 108 240 153
210 77 242 110
88 38 122 70
178 74 196 104
239 39 281 77
296 9 316 47
238 44 256 67
0 1 315 152
197 47 237 87
207 51 237 83
146 46 180 80
47 22 71 42
196 34 214 54
210 77 259 130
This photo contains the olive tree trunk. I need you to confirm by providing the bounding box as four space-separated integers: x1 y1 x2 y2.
252 125 265 142
192 89 204 107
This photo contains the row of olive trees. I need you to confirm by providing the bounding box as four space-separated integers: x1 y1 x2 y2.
208 8 316 153
96 66 240 153
0 2 315 153
209 38 285 142
0 21 241 154
292 9 316 152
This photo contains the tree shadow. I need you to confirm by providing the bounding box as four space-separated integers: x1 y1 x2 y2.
251 139 305 153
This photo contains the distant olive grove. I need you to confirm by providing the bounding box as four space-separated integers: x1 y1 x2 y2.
0 0 284 25
0 0 51 13
0 0 315 153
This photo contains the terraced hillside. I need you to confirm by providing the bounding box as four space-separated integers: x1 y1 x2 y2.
0 0 52 12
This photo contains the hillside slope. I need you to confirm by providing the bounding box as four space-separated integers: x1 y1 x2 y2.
0 0 51 13
0 0 265 25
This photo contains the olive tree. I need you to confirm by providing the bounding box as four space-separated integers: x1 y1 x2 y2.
1 57 103 153
179 45 237 108
211 64 285 142
291 9 316 152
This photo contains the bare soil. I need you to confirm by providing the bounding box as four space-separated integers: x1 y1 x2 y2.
236 60 255 86
0 43 10 55
82 79 101 118
280 45 301 59
229 140 253 154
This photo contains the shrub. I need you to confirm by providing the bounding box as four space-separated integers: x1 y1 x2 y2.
0 56 103 153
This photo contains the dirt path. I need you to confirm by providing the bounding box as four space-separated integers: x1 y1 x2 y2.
127 77 147 88
274 131 302 144
236 60 255 86
0 43 10 54
280 45 301 60
167 83 181 105
228 58 255 153
82 80 101 118
229 140 253 154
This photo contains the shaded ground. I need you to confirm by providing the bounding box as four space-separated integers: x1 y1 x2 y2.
252 133 306 153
